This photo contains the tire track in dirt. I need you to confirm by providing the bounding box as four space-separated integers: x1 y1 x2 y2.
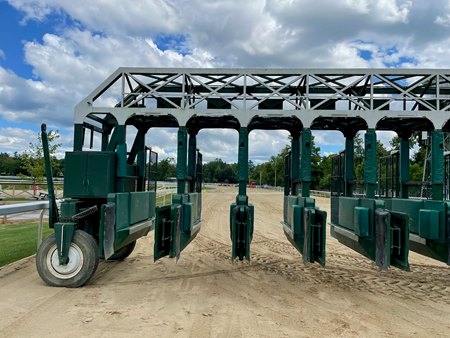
196 227 450 304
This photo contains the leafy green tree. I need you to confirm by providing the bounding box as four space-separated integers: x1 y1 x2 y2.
21 130 61 183
0 153 23 175
157 157 176 181
317 154 333 190
203 158 238 183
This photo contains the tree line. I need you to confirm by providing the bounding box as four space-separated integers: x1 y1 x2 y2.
0 152 65 178
0 130 64 180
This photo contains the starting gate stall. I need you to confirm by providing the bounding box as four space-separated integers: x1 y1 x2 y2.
282 129 326 265
37 68 450 287
374 131 450 266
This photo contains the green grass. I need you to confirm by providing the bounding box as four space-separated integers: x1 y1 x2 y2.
156 194 172 207
0 222 53 267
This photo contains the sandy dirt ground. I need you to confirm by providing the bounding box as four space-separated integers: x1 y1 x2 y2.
1 187 450 337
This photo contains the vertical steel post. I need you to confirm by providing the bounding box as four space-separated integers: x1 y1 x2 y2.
300 128 312 197
177 127 188 195
344 135 354 197
238 127 249 197
101 131 109 151
73 124 84 151
187 132 197 193
431 130 444 200
291 132 300 195
364 129 377 198
41 124 59 228
135 129 146 191
399 135 410 199
115 125 128 192
230 127 253 261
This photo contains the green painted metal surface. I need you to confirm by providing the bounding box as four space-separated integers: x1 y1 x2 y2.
344 137 354 197
419 209 440 239
399 137 410 198
153 191 201 261
238 128 249 196
73 123 84 151
391 199 422 234
300 128 311 197
282 196 326 266
291 135 300 195
188 134 197 193
423 200 446 239
364 129 377 198
230 202 254 261
285 195 298 227
54 221 76 265
41 124 59 228
338 197 359 231
64 151 115 198
332 195 409 270
354 207 369 237
229 127 254 261
431 130 444 200
154 204 182 261
177 127 188 195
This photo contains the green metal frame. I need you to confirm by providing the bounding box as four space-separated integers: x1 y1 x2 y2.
153 127 203 261
282 129 327 266
330 127 450 269
230 127 254 260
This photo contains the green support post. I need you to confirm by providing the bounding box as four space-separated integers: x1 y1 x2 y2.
113 125 127 192
238 127 249 197
399 135 410 199
107 125 126 152
41 124 59 228
291 133 300 195
431 130 444 200
73 124 84 151
154 128 201 262
300 128 312 197
101 131 109 151
187 133 197 193
177 127 188 195
364 129 377 198
344 135 355 197
135 130 146 191
230 127 254 260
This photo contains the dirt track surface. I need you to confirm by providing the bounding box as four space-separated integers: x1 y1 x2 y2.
1 188 450 337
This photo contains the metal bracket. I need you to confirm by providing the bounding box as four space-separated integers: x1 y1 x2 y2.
54 222 76 265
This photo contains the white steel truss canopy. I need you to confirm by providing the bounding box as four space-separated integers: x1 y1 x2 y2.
75 67 450 130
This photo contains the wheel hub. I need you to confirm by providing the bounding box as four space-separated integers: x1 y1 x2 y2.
46 243 84 279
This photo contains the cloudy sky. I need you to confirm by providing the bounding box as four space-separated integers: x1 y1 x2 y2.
1 0 450 163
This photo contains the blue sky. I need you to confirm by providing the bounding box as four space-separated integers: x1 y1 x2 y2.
1 0 450 161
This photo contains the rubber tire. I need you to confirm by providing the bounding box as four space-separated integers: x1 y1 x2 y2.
109 241 136 260
36 230 99 288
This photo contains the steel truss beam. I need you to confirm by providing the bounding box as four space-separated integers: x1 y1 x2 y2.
75 68 450 129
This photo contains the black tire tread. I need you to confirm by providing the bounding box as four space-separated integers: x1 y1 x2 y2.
36 230 99 288
109 241 136 261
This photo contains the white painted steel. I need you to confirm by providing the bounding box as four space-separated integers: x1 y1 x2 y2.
75 68 450 129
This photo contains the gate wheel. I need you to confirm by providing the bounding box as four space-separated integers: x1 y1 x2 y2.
36 230 99 288
109 241 136 260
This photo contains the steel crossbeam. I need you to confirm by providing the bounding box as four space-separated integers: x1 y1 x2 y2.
75 68 450 129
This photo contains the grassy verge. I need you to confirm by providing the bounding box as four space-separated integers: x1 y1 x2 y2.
156 194 172 207
0 222 53 267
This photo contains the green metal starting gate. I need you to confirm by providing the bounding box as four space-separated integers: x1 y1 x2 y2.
36 68 450 287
